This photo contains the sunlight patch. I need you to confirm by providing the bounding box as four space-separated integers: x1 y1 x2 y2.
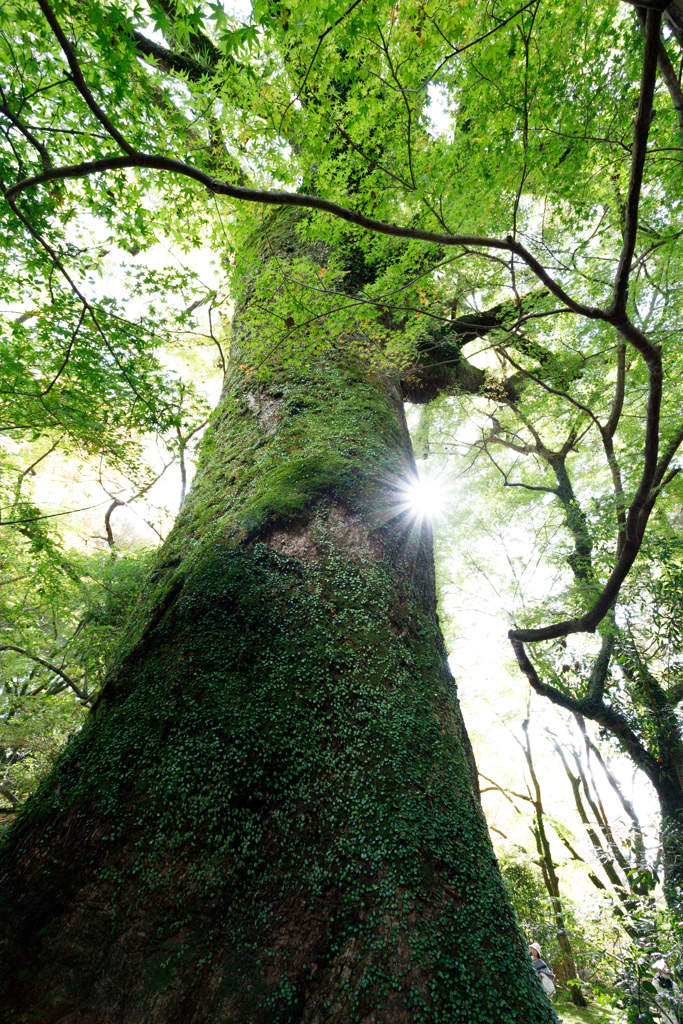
401 465 447 520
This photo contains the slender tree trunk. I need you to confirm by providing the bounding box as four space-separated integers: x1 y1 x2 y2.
665 0 683 47
0 220 555 1022
533 823 576 980
520 722 587 1006
634 703 683 913
658 786 683 916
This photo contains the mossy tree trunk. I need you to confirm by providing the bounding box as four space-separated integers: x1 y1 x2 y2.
0 218 556 1024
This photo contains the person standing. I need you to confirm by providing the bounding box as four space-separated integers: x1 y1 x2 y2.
529 943 557 999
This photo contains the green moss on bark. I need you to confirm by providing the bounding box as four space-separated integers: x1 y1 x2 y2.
1 535 554 1022
0 213 556 1023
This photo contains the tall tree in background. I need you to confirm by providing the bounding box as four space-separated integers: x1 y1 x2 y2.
0 0 681 1018
482 722 589 1004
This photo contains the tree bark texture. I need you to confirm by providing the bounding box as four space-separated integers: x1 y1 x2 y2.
0 215 556 1023
658 790 683 910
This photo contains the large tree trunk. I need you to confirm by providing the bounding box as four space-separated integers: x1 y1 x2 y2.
0 218 555 1023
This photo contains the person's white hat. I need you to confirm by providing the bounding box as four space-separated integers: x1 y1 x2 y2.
530 942 542 955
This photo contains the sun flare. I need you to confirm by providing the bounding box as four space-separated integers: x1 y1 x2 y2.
401 470 446 520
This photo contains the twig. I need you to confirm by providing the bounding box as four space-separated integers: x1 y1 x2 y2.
277 0 364 135
40 307 86 395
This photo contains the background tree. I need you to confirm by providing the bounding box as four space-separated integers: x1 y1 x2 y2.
0 543 157 812
481 721 588 1005
422 265 683 903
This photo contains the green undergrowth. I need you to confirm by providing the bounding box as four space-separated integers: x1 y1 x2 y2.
1 536 555 1022
552 992 617 1024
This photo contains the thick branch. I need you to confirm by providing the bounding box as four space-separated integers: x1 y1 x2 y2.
601 429 627 556
154 0 223 66
586 632 615 705
0 152 600 292
620 1 675 11
37 0 137 156
401 299 539 403
610 7 661 316
508 461 663 642
0 785 20 807
104 499 122 549
510 639 664 791
605 340 626 439
0 645 88 701
664 0 683 45
130 29 217 81
636 8 683 149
